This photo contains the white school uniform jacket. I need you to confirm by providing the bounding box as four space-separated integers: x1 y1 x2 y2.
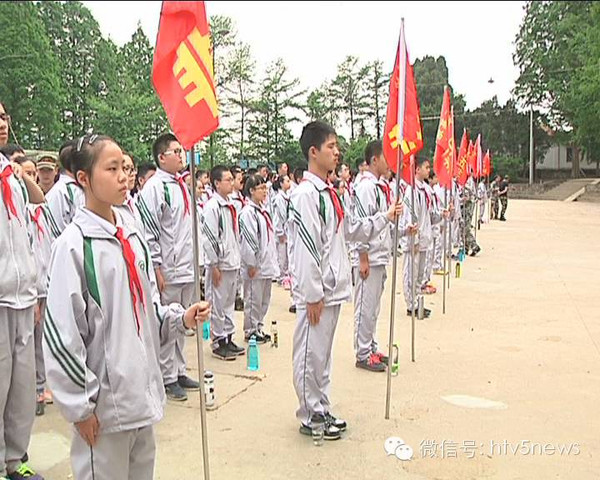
202 193 241 271
351 171 392 267
229 190 246 216
478 181 488 201
288 171 391 307
425 182 443 236
0 154 37 309
45 173 84 240
44 207 186 433
239 200 280 280
272 190 290 239
27 204 53 299
399 179 442 253
195 200 206 268
136 168 194 285
114 192 145 235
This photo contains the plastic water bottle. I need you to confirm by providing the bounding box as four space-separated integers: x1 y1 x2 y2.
247 336 260 371
202 320 210 340
391 344 399 376
271 320 278 348
204 371 215 410
417 297 424 320
311 416 325 446
455 262 461 278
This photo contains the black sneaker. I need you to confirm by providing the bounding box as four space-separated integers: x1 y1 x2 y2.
245 332 267 344
407 309 431 318
258 330 271 343
212 340 237 361
325 412 347 432
227 336 245 356
35 400 45 417
178 375 200 391
165 382 188 401
234 297 244 311
499 217 506 221
289 305 297 313
299 420 341 440
470 246 481 256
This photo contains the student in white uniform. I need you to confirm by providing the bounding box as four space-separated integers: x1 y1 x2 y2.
289 122 402 441
271 174 292 289
399 158 447 318
44 134 210 480
14 158 55 416
477 178 488 225
229 166 246 311
422 175 441 294
433 176 449 275
202 166 244 361
0 101 46 480
136 133 199 402
239 174 280 343
351 140 399 372
45 140 85 240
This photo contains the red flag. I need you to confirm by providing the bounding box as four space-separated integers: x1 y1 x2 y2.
455 129 469 186
467 139 476 178
383 20 423 184
152 1 219 149
433 87 454 188
482 149 491 177
474 134 483 179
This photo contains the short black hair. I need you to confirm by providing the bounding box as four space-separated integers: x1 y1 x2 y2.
59 139 76 173
152 132 178 166
0 144 24 158
243 173 266 198
13 155 35 166
272 174 289 192
416 157 430 168
210 165 229 190
335 162 350 176
137 163 156 179
293 165 307 182
196 169 208 180
230 166 242 177
299 121 336 161
247 167 258 176
364 140 383 165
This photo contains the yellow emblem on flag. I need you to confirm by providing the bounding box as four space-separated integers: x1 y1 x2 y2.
173 27 218 116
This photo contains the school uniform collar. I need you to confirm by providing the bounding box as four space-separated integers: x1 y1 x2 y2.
214 192 232 207
0 153 9 171
155 167 183 184
361 171 379 183
74 206 135 240
59 173 79 185
302 171 328 191
247 199 265 211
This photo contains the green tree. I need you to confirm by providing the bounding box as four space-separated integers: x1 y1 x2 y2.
364 60 389 138
331 56 369 140
0 1 64 149
305 82 340 128
513 1 599 177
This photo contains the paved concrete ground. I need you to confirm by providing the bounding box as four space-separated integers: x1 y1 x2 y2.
29 199 600 479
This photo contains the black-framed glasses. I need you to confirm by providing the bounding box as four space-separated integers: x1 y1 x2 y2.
0 113 11 123
163 148 184 157
123 166 137 174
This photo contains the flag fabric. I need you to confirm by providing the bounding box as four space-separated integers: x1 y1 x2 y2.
482 149 491 177
152 1 219 149
467 139 476 178
383 20 423 184
433 87 454 188
474 134 483 179
456 129 469 186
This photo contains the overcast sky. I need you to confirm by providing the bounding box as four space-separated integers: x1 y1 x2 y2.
85 1 525 111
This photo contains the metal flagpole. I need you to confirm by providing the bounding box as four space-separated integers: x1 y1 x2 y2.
410 159 416 363
385 151 402 420
447 185 452 290
189 151 211 480
385 17 407 420
442 186 448 314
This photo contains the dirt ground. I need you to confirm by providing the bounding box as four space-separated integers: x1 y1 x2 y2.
29 199 600 479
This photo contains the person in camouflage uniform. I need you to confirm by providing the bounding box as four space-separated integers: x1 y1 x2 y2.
490 175 501 220
461 174 481 256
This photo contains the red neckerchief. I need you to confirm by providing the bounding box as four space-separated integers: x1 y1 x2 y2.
417 184 432 209
377 182 392 207
254 205 273 240
1 165 18 221
30 206 45 240
232 193 247 208
226 204 238 233
326 185 344 231
301 177 345 231
175 175 190 216
115 226 145 337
